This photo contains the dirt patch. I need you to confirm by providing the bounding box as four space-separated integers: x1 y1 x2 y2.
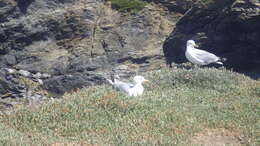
191 128 243 146
51 142 96 146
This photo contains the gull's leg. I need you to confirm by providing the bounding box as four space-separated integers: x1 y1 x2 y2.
194 64 201 70
191 64 197 70
185 62 194 70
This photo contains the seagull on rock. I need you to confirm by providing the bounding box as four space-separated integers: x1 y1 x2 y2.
107 75 148 97
185 40 225 66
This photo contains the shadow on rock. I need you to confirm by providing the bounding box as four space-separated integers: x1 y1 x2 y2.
163 0 260 73
17 0 35 14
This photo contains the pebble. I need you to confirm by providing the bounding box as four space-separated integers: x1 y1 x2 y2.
18 70 31 77
4 68 16 74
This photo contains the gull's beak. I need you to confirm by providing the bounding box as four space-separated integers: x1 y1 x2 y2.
194 43 199 48
143 79 149 82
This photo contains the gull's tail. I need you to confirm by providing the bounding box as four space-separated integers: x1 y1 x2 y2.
216 57 227 65
105 74 114 85
216 61 223 65
106 78 114 85
106 74 120 85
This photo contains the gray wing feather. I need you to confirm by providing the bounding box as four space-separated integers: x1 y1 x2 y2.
193 49 219 63
113 81 134 92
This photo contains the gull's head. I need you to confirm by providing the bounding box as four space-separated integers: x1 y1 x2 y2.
187 40 198 48
133 76 149 84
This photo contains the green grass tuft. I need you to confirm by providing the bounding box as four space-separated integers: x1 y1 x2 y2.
109 0 146 13
0 68 259 145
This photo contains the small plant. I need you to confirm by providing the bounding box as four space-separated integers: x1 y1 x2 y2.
19 77 40 90
109 0 146 13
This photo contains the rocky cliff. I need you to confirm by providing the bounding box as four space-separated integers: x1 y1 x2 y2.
0 0 181 103
163 0 260 71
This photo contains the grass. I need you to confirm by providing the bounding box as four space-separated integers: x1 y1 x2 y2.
0 68 259 145
108 0 146 13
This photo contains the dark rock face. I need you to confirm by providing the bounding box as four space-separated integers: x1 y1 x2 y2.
0 69 26 98
42 73 105 95
163 0 260 71
0 67 48 110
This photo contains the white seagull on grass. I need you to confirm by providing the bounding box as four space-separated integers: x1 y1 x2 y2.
185 40 225 66
107 75 148 97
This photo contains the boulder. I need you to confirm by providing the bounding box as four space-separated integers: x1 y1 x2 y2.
163 0 260 71
0 69 26 98
42 73 106 95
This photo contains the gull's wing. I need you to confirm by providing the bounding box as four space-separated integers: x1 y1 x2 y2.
193 48 219 63
113 80 134 93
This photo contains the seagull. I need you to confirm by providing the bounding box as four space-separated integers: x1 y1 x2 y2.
185 40 225 66
107 75 149 96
